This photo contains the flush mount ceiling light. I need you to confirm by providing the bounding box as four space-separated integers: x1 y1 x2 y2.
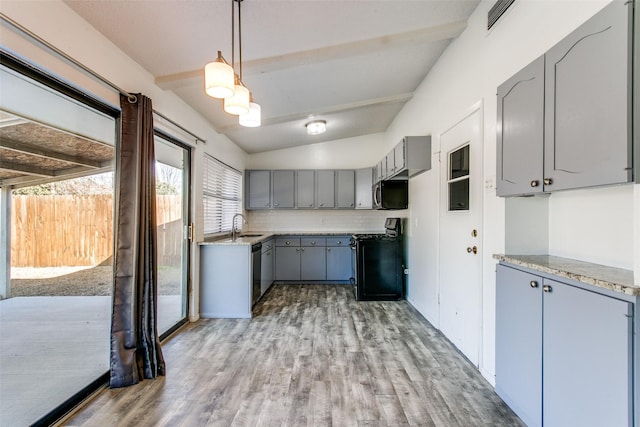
205 0 261 125
305 120 326 136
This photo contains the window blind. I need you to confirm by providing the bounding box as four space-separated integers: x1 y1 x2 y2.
203 154 242 235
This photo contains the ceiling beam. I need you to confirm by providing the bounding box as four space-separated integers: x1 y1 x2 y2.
0 139 103 169
1 164 113 189
0 160 55 177
155 20 468 90
217 92 414 133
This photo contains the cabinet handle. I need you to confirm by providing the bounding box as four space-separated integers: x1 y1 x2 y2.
530 280 538 288
296 248 300 252
543 178 553 186
311 241 316 245
327 248 331 252
309 203 313 207
530 180 539 188
337 241 341 245
275 203 279 206
320 203 324 207
285 241 291 245
300 248 305 252
543 285 552 293
265 203 269 206
350 203 354 207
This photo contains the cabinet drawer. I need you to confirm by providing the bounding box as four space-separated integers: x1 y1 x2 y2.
275 237 300 247
326 236 350 246
301 237 326 247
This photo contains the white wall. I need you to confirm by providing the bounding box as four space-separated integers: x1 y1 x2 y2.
386 0 637 383
1 0 249 321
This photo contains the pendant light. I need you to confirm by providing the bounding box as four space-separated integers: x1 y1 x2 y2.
239 93 261 127
306 120 326 135
204 51 235 99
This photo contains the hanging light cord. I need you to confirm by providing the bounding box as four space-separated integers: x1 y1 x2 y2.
238 0 243 81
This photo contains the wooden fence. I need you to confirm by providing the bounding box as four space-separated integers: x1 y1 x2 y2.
11 194 183 267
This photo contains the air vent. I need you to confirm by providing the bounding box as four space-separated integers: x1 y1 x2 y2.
488 0 515 30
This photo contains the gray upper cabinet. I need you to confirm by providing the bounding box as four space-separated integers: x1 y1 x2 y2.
496 1 633 197
246 170 271 209
316 170 335 208
336 170 355 208
496 56 545 196
355 168 373 209
544 0 632 192
296 170 315 208
385 136 432 180
272 170 295 208
375 160 385 182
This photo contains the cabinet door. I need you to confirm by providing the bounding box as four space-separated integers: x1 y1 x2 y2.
326 246 352 281
496 57 545 197
355 168 373 209
272 170 295 208
300 247 326 280
394 140 405 172
316 170 335 208
543 279 632 427
495 265 543 427
544 1 632 192
275 246 300 280
246 170 270 209
296 170 315 208
336 170 355 208
385 150 395 177
260 240 274 295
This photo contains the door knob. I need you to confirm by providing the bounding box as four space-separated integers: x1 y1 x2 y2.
530 180 539 187
543 178 553 186
543 285 552 293
466 246 478 254
530 280 538 288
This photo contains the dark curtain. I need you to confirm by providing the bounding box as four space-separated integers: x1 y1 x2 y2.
110 93 165 388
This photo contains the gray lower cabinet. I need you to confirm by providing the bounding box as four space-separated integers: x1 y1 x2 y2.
246 170 271 209
496 56 545 197
316 170 335 208
496 263 633 427
355 168 373 209
275 236 352 282
272 170 295 208
496 1 633 197
495 264 542 427
296 170 315 208
260 239 274 295
336 170 355 208
326 236 352 281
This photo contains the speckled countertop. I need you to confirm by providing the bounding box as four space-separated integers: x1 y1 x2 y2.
200 231 377 246
494 254 638 296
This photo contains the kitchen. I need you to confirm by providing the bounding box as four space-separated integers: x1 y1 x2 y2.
1 0 639 425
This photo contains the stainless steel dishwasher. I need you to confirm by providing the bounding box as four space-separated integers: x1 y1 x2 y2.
251 242 262 305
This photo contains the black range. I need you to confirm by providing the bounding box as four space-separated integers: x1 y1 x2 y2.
350 218 404 301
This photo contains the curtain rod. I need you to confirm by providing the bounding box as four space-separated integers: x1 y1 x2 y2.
1 13 207 144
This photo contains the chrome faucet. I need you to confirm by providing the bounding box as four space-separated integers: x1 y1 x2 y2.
231 213 247 241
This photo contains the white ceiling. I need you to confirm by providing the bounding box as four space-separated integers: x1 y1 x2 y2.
63 0 480 154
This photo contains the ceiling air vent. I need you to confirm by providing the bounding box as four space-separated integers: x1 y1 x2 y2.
488 0 515 30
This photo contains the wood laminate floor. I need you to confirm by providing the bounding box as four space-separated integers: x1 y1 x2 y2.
65 285 523 427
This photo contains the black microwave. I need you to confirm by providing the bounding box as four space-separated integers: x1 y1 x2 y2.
373 180 408 210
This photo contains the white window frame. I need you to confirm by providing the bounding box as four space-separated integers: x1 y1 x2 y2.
203 154 242 236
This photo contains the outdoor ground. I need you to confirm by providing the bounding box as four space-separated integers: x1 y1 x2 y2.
10 266 181 297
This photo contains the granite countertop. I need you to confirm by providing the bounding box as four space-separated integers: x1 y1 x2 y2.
494 254 638 296
200 231 375 246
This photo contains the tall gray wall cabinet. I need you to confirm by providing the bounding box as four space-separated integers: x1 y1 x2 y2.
496 0 634 196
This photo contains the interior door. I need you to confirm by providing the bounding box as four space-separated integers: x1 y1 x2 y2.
438 107 483 366
154 133 191 335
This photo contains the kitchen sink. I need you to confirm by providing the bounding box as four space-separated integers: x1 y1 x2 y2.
239 233 263 237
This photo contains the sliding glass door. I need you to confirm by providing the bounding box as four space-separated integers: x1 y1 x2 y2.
154 133 191 335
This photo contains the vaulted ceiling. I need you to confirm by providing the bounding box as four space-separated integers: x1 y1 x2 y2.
63 0 480 154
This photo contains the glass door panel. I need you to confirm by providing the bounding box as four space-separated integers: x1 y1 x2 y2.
154 134 190 335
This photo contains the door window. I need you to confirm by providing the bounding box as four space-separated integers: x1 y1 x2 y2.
448 144 470 211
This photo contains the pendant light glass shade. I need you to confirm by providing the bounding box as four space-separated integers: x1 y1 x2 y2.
239 97 261 127
205 51 235 99
224 76 250 115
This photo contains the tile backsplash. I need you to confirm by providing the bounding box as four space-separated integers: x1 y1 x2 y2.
247 209 408 233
